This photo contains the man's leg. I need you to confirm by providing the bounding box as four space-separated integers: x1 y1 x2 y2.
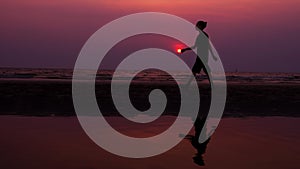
186 72 197 86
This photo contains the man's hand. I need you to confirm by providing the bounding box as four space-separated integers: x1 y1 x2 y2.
181 48 190 53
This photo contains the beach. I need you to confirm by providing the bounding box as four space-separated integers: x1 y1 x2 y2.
0 69 299 168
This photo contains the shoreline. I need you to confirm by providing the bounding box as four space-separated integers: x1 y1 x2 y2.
0 80 299 117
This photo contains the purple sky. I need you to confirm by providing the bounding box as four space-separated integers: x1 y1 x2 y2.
1 0 300 72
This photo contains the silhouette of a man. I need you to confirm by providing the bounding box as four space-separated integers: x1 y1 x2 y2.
181 21 217 83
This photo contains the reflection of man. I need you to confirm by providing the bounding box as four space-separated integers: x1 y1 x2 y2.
185 116 211 166
192 137 210 166
192 107 211 166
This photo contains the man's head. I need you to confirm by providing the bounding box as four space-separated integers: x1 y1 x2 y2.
196 21 207 31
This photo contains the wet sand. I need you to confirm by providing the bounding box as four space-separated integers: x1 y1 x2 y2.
0 116 299 169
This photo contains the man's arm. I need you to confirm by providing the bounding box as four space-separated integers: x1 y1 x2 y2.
181 44 196 53
209 43 218 61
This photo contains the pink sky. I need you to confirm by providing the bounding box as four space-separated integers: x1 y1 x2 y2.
1 0 300 72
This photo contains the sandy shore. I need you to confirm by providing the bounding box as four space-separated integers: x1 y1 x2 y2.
0 116 299 169
0 80 299 117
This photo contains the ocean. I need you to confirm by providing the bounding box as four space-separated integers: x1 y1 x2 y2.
0 68 299 84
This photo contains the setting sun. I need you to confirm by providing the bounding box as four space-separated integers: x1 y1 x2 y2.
177 48 182 53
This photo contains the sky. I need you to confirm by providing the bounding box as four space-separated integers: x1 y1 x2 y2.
1 0 300 72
